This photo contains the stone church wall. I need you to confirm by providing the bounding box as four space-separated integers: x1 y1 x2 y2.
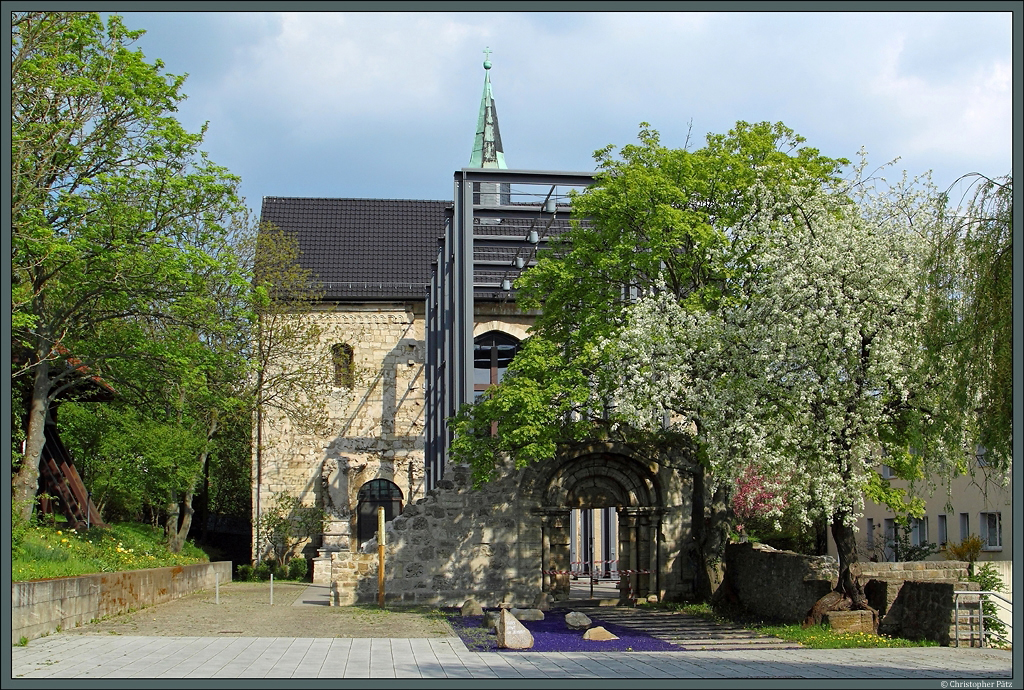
253 303 428 560
253 301 542 562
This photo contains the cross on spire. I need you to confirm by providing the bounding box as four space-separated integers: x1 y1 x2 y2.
483 47 492 69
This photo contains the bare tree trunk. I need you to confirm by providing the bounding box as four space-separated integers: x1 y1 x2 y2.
165 414 217 554
15 357 51 521
165 489 180 544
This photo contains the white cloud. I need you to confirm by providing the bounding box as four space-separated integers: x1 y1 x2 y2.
218 13 493 127
869 33 1011 163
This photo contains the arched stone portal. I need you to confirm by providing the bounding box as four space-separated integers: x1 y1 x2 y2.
527 445 665 602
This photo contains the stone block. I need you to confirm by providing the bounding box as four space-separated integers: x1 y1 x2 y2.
532 591 553 611
510 608 544 621
823 610 875 634
496 609 534 649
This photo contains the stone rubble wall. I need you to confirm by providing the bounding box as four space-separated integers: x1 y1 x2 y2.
878 580 981 645
724 542 838 623
859 560 971 620
856 560 970 581
330 464 544 607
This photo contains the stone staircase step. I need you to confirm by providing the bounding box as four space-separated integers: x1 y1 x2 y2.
561 604 803 651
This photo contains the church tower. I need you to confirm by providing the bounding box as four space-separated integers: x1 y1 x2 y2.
469 48 509 208
469 48 507 169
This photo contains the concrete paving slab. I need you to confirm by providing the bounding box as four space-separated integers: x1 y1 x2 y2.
10 633 1013 679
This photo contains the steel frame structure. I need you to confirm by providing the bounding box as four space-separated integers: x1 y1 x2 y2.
424 168 594 490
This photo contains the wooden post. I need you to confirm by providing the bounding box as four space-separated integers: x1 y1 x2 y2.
377 505 386 608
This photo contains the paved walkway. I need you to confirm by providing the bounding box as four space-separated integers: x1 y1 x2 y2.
10 584 1013 679
12 632 1012 679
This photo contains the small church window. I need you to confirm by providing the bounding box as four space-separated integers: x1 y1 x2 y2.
332 344 354 388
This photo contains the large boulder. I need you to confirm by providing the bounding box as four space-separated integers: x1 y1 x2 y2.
496 609 534 649
461 599 484 617
565 611 592 630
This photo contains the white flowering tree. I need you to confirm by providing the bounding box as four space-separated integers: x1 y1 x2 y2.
612 175 955 614
451 121 849 601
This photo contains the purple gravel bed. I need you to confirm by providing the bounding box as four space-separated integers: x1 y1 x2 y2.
447 610 683 653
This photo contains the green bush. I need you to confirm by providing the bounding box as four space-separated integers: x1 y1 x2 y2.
236 564 255 582
252 559 288 581
288 556 308 581
968 562 1008 642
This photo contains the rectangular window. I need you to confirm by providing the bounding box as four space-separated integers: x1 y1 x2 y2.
960 513 970 541
937 514 948 546
880 465 896 479
910 517 928 547
866 518 875 549
883 518 896 561
980 512 1002 550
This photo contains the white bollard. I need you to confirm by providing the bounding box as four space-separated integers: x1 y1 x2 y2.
270 573 274 605
215 572 220 605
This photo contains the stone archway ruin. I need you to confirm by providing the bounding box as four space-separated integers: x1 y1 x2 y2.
323 440 693 607
530 448 665 602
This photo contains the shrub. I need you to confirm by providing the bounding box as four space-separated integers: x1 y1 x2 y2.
253 559 288 581
945 535 984 570
236 564 255 582
968 562 1008 642
288 556 308 581
252 562 272 581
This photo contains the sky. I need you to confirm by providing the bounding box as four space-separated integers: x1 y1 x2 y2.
110 10 1014 213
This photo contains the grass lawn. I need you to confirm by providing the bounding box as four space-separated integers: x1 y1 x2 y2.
12 520 209 582
650 601 938 649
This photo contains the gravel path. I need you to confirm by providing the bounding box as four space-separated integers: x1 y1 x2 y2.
63 581 454 639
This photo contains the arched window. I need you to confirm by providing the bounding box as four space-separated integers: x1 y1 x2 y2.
356 479 403 545
332 344 354 388
473 331 520 401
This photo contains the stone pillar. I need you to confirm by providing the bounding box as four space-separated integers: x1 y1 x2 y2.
539 508 571 600
637 510 652 598
619 509 639 601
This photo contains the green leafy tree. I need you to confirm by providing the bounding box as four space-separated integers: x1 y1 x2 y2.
923 174 1012 474
451 121 849 601
11 12 244 522
256 491 329 565
245 218 340 560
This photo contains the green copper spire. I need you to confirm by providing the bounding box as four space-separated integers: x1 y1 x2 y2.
469 47 507 169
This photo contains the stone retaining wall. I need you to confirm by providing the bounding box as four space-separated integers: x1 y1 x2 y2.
878 580 980 645
860 561 970 619
11 561 232 642
857 561 969 581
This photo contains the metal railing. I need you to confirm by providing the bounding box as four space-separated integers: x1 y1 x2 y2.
954 590 1012 648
